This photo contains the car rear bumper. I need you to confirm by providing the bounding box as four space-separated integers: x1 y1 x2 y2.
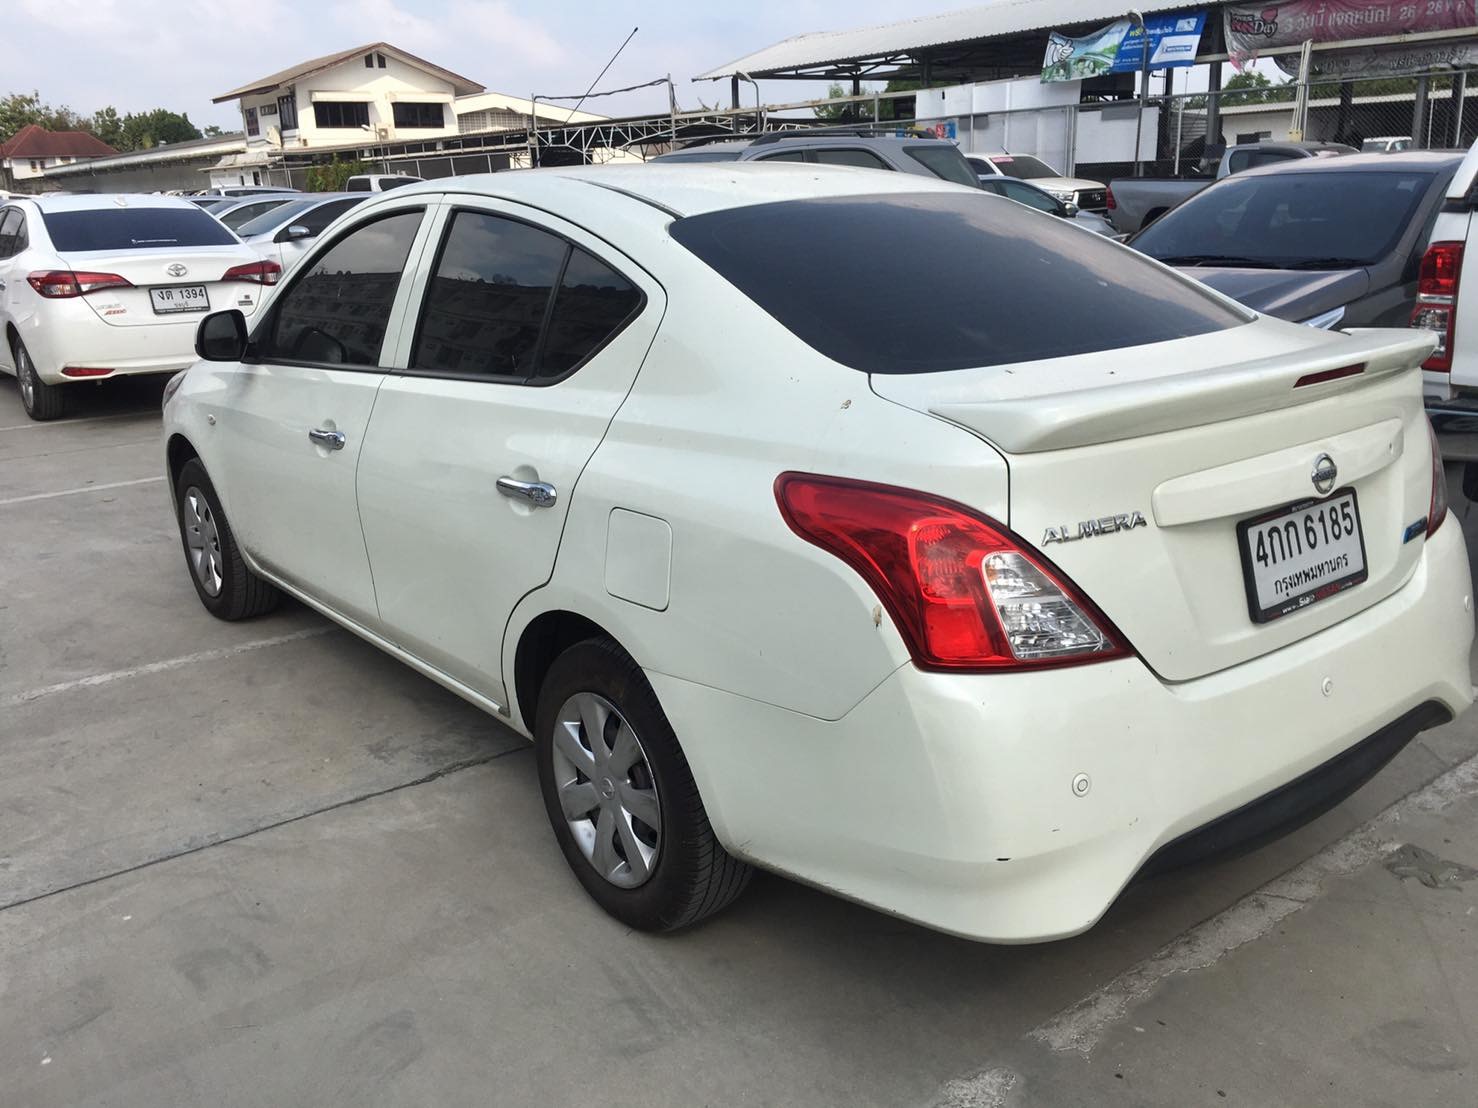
649 519 1474 943
19 300 212 385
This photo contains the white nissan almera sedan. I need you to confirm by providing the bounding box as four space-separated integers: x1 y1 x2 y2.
0 194 278 420
161 165 1475 943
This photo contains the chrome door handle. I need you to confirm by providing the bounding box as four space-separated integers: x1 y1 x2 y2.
496 476 557 508
308 427 346 450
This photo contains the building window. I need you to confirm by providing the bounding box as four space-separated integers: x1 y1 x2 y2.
245 107 259 137
278 93 298 130
29 160 40 172
260 103 277 117
313 101 371 129
365 53 374 67
377 53 387 68
393 102 444 129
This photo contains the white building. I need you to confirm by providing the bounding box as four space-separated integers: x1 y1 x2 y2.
0 125 117 192
213 42 487 151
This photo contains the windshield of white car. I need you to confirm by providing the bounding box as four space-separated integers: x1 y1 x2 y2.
989 155 1058 180
1134 170 1437 268
235 200 317 237
42 207 238 251
670 193 1248 374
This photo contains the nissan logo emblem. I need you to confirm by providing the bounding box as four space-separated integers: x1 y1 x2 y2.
1311 453 1338 496
166 263 188 278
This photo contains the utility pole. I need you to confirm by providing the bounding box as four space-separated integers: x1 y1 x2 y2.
1130 9 1150 176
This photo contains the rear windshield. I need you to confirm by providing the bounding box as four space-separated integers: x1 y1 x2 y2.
42 206 238 251
1134 169 1440 268
669 193 1248 374
989 154 1057 180
903 145 979 188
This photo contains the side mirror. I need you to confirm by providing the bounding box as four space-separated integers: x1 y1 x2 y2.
277 224 312 243
1063 202 1080 218
195 309 248 362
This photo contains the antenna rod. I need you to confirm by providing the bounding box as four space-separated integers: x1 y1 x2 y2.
567 26 639 121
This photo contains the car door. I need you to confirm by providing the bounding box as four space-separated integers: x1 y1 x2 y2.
210 198 437 628
355 200 664 708
0 208 21 373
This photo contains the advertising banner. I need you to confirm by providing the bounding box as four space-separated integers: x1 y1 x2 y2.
1042 19 1133 82
1226 1 1478 67
1111 11 1209 72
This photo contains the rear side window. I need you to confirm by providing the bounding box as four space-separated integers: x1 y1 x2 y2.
259 210 423 367
813 149 890 170
412 210 642 381
42 206 237 251
670 193 1249 374
903 145 980 188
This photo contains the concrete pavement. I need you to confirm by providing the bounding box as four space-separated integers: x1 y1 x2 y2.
1 374 1475 1107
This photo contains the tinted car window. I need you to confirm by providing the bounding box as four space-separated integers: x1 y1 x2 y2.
754 150 808 163
671 193 1247 374
989 155 1057 180
236 199 317 237
413 211 568 378
295 198 363 235
0 210 21 257
1002 181 1060 213
42 207 237 251
813 148 890 170
1134 170 1439 267
219 199 290 231
259 211 422 367
538 248 643 378
657 150 745 162
903 145 980 188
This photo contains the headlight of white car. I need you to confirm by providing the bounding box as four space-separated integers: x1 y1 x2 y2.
1300 305 1347 330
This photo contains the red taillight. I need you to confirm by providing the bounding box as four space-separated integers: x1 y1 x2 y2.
1411 241 1463 372
774 473 1130 672
1105 185 1116 211
61 367 114 378
1428 419 1449 536
221 259 281 286
27 270 133 298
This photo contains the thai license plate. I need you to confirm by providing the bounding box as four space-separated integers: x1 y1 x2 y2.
150 285 209 314
1237 490 1367 623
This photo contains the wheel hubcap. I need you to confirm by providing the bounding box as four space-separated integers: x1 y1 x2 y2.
17 349 35 410
182 487 224 597
551 692 661 889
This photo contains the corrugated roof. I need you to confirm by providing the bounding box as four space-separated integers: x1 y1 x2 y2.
42 133 247 176
695 0 1193 80
214 42 484 102
0 124 117 160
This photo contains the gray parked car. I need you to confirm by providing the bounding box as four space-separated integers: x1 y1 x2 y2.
654 133 981 188
1131 150 1463 328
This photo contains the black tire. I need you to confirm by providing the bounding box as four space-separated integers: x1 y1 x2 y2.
13 337 70 421
535 637 752 932
174 458 281 620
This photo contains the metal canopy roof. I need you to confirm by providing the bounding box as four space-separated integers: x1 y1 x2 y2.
695 0 1196 81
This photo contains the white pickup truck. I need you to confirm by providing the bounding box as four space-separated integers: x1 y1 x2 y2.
1418 140 1478 485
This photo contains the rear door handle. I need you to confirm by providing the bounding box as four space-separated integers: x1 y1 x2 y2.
496 476 557 508
308 427 346 451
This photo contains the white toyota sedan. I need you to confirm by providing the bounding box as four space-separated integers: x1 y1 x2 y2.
162 166 1474 942
0 194 278 420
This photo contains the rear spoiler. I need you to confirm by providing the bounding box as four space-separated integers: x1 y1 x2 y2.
925 328 1435 454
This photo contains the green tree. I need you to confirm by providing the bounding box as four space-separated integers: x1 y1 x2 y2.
814 81 875 123
304 157 369 191
0 91 86 142
201 124 225 138
117 108 202 151
91 106 123 149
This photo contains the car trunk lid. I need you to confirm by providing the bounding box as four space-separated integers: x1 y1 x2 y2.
57 247 268 327
871 321 1439 681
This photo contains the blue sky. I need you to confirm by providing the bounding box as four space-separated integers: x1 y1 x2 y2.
9 0 978 130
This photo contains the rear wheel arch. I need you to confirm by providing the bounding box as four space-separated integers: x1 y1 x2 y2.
513 609 626 733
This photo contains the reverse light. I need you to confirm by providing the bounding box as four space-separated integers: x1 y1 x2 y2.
1410 241 1464 372
27 270 133 298
774 474 1129 671
221 259 281 286
1428 418 1449 536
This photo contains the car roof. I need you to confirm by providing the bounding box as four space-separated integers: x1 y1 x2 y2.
19 193 203 212
1238 149 1465 177
378 162 971 219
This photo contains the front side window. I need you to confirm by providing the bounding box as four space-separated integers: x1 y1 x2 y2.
291 198 364 237
754 149 808 163
0 210 22 258
258 210 422 367
412 211 642 381
903 145 979 187
314 101 370 129
393 103 445 129
1002 181 1060 214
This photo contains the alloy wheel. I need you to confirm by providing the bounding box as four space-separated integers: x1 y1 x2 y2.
182 486 224 596
551 691 662 889
17 348 35 411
